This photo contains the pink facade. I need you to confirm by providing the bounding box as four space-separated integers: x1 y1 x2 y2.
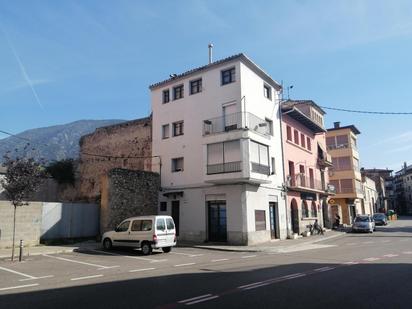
281 101 333 235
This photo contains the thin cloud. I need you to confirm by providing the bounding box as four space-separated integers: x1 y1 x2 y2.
371 131 412 147
0 78 51 95
0 24 44 109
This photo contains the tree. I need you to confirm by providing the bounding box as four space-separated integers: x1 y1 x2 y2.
0 154 46 261
46 159 75 185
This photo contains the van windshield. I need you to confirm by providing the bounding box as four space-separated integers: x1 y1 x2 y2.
355 217 369 222
156 219 166 231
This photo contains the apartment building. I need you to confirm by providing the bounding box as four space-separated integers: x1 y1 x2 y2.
395 163 412 214
281 100 335 233
362 176 378 215
326 122 363 224
361 168 392 212
150 54 287 245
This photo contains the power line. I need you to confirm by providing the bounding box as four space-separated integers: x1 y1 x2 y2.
319 106 412 115
80 151 158 160
0 129 31 141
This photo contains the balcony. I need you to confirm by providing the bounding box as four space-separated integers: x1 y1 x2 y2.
203 112 270 136
317 153 333 168
287 174 325 193
207 161 242 175
251 162 270 175
327 143 349 151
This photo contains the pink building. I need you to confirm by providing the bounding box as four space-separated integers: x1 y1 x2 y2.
281 100 335 235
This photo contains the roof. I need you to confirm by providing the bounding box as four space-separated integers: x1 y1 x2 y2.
281 101 326 133
149 53 282 91
0 166 6 174
327 124 361 135
282 99 326 115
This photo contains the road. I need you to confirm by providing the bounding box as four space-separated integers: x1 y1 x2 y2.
0 218 412 309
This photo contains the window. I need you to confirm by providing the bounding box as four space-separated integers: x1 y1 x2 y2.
336 135 349 148
300 133 306 148
332 156 351 171
271 157 276 175
172 157 184 172
207 140 241 174
302 201 309 218
286 126 292 141
263 84 271 99
156 218 166 231
307 137 311 151
116 221 130 232
255 210 266 231
311 202 317 217
162 124 170 139
173 121 184 136
294 130 299 144
190 78 202 95
340 179 354 193
265 119 273 136
131 220 152 231
221 67 235 85
160 202 167 212
163 89 170 103
250 140 270 174
173 85 184 100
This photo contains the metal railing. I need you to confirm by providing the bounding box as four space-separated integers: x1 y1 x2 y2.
207 161 242 175
251 162 270 175
203 112 271 136
288 174 324 191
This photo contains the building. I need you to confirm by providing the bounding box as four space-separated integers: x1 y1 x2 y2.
326 122 363 225
361 168 393 212
395 163 412 214
78 117 153 201
361 175 378 215
281 100 335 233
150 53 287 245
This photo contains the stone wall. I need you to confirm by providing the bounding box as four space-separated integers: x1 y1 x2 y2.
78 116 153 202
100 168 160 233
0 201 43 248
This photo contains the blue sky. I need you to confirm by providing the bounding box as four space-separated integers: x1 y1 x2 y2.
0 0 411 171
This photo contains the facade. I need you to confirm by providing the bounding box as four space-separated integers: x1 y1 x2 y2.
150 53 287 245
326 122 363 225
281 100 335 234
395 163 412 214
361 176 378 215
361 168 393 212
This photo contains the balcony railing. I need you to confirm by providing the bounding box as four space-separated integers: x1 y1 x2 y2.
251 162 270 175
207 161 242 175
203 112 270 136
317 153 333 167
288 174 324 191
326 143 349 151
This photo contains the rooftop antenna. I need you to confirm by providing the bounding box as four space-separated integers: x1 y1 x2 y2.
287 85 294 100
208 43 213 64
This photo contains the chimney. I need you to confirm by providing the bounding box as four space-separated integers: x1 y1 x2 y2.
334 122 340 128
208 43 213 64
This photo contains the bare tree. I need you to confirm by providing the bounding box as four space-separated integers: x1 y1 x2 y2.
0 152 46 260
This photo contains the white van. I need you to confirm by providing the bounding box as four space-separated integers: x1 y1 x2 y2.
101 215 177 255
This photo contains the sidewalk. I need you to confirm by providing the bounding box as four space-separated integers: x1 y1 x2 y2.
179 230 347 253
0 240 100 260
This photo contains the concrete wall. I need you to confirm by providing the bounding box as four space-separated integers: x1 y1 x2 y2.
100 169 160 233
0 201 43 248
41 202 99 240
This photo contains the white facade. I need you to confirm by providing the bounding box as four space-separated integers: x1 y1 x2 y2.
150 54 287 245
362 176 378 215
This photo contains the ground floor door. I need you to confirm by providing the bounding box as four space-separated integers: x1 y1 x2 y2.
208 201 227 242
291 199 299 234
349 205 356 223
269 202 279 239
322 199 329 228
171 201 180 236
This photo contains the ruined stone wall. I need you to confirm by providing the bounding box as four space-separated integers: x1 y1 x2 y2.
100 168 160 233
78 117 153 202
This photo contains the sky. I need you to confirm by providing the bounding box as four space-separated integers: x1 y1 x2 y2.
0 0 411 171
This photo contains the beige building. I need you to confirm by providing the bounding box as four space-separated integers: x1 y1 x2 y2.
326 122 363 225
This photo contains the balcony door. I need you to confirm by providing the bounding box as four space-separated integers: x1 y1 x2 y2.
223 103 237 131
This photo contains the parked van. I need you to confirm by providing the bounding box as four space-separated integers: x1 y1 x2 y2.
102 215 177 255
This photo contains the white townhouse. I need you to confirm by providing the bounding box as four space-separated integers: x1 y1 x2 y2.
150 53 287 245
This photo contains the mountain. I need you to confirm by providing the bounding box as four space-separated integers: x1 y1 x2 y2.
0 120 126 162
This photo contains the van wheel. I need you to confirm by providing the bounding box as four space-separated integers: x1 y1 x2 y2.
103 238 112 250
141 242 152 255
162 247 172 253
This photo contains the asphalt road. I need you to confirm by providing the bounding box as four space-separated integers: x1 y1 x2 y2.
0 218 412 309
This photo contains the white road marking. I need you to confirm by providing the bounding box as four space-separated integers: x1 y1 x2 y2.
0 283 39 291
0 266 37 279
399 239 409 242
170 252 203 257
346 243 357 246
363 257 380 262
238 281 266 289
362 241 374 244
129 267 156 273
174 263 196 267
179 294 213 303
241 255 257 259
383 254 399 258
381 240 390 243
70 274 103 281
402 251 412 254
343 261 359 265
314 266 335 272
43 254 118 269
86 249 166 263
185 295 219 305
19 275 54 282
281 273 306 280
211 258 229 262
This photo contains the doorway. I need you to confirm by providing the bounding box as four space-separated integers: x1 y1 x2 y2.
291 199 299 234
171 201 180 236
269 202 279 239
208 201 227 242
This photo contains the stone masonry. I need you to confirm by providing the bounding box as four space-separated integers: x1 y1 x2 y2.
78 116 153 202
100 168 160 233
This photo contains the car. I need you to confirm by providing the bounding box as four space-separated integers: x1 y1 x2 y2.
373 213 388 226
352 215 375 233
101 215 177 255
